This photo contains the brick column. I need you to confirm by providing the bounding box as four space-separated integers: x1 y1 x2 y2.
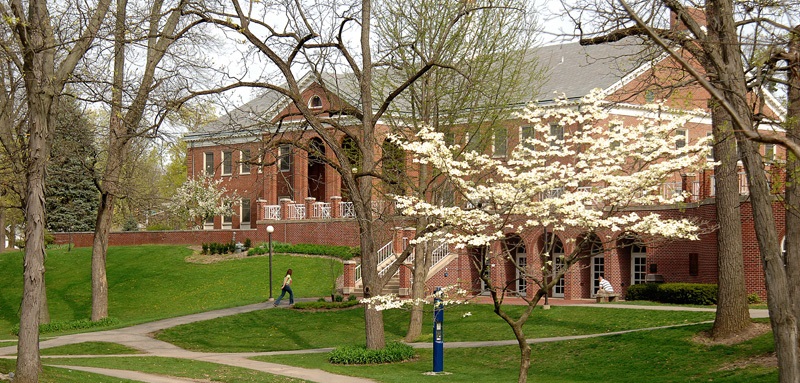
330 196 342 218
304 197 316 219
399 260 412 297
256 199 267 221
681 173 691 202
343 260 356 295
279 198 291 220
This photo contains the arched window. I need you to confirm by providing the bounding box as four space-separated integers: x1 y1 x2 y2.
309 95 323 109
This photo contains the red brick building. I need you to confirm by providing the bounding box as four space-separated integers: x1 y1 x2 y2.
179 37 785 301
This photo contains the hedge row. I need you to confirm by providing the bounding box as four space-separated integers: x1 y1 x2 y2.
248 242 358 260
626 283 718 305
328 341 415 364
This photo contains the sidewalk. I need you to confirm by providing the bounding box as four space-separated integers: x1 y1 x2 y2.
0 298 770 383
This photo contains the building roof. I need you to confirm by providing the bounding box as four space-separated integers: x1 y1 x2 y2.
186 37 668 140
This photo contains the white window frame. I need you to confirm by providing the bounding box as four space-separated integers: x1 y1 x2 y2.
520 125 534 150
549 123 564 148
240 198 251 230
222 150 233 176
203 215 214 230
204 152 214 176
764 143 775 162
631 245 647 285
309 95 323 109
675 129 688 151
222 214 233 229
278 145 291 172
493 128 508 158
609 121 623 149
240 149 251 175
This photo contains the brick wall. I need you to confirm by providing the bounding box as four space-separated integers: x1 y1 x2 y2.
52 219 361 248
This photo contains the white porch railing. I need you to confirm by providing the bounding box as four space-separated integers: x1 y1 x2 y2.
340 201 355 218
738 172 749 195
431 241 450 267
287 204 306 220
661 182 682 200
313 202 331 219
265 205 280 220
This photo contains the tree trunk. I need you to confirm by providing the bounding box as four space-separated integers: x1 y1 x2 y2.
90 0 126 321
709 104 750 339
785 24 800 341
705 3 800 380
91 192 114 321
17 104 51 383
39 273 50 324
405 239 433 342
517 340 532 383
0 208 5 252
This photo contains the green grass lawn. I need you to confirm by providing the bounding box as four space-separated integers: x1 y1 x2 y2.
155 304 716 352
44 322 777 383
249 323 776 383
0 245 342 337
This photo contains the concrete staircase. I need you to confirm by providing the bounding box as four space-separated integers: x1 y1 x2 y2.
352 274 400 297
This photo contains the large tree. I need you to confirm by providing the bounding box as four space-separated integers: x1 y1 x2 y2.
390 91 711 382
185 0 536 349
87 0 202 321
570 1 799 380
373 0 540 342
0 0 113 380
46 97 99 233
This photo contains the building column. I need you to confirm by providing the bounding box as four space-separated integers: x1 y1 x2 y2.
343 260 356 295
304 197 316 219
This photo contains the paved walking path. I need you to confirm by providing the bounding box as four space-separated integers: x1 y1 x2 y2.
0 299 770 383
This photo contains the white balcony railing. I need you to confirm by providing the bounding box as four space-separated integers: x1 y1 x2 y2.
431 241 450 267
661 182 682 200
340 201 355 218
265 205 280 220
287 204 306 220
313 202 331 219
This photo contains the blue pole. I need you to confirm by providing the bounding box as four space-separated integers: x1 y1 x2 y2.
433 287 444 373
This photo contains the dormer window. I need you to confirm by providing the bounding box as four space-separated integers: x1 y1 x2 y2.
309 95 323 109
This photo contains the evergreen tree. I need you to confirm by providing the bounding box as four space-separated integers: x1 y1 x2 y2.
46 98 99 232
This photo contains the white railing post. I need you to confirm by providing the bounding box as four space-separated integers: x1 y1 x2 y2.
265 205 281 220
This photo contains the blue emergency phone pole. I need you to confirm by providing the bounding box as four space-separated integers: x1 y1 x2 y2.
433 287 444 373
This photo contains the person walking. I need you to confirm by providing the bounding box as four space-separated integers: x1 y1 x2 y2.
274 269 294 306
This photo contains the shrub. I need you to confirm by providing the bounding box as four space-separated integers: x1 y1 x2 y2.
201 243 209 254
334 294 344 302
293 300 360 310
244 238 252 249
747 293 762 304
329 342 415 365
247 242 358 260
347 294 357 302
626 283 717 305
12 317 120 336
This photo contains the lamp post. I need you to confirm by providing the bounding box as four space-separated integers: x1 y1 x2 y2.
267 225 274 301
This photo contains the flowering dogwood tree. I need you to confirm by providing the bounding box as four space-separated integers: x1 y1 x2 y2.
390 89 712 382
169 176 238 229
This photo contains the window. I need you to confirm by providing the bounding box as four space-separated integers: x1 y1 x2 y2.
240 149 251 174
309 95 323 109
278 145 291 172
222 150 233 175
675 129 687 150
520 125 534 150
241 198 251 227
204 152 214 175
689 253 699 276
204 215 214 230
222 214 232 229
706 132 714 160
763 143 775 162
549 123 564 148
493 127 508 157
609 121 622 149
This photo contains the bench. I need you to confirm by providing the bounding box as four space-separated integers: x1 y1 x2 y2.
595 292 621 303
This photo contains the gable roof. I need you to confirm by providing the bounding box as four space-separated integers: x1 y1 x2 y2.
187 37 683 140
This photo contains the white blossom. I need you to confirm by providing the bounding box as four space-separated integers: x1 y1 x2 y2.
169 175 239 228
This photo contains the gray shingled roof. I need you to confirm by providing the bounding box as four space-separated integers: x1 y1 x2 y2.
532 38 656 102
188 38 653 138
